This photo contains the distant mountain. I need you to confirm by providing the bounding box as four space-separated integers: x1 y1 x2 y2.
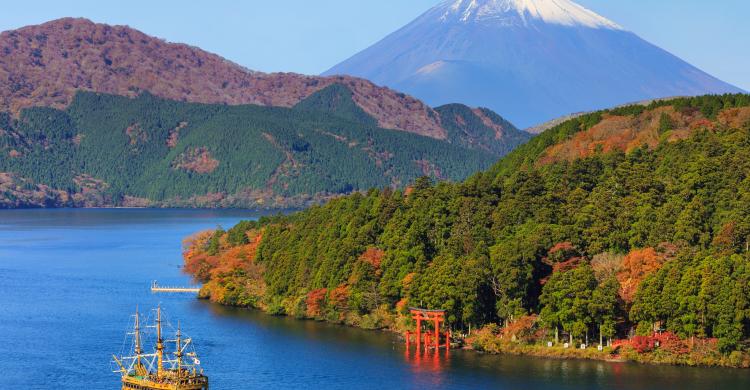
324 0 744 128
0 17 527 152
0 89 516 209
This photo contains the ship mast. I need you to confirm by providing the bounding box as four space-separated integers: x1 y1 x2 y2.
175 320 183 378
134 306 143 370
156 305 164 377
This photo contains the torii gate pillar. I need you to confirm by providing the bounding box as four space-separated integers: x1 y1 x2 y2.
408 308 447 352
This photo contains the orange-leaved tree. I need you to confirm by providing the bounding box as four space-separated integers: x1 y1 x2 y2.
617 248 666 304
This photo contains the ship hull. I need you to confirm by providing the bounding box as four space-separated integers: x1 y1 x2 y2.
122 376 208 390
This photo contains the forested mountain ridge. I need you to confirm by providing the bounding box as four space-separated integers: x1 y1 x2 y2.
0 17 528 150
185 94 750 367
0 88 523 208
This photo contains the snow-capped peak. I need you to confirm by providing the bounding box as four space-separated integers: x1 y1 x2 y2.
439 0 622 29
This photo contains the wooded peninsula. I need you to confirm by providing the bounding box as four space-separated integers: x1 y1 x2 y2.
184 94 750 368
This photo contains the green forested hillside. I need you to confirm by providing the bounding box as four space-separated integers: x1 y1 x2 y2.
0 86 525 208
436 104 529 156
186 94 750 365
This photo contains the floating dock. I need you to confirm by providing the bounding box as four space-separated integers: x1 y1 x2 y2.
150 280 200 293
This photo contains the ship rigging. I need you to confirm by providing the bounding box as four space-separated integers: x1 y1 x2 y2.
112 306 209 390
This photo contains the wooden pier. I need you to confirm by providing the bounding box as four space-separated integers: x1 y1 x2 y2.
150 280 201 293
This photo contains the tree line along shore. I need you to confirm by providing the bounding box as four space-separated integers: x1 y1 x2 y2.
183 95 750 368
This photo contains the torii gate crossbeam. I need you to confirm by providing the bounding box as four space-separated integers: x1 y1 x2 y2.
405 308 450 352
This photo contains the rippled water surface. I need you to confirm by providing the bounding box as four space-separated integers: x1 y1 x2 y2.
1 209 749 389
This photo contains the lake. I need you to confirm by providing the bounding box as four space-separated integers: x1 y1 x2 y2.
1 209 749 389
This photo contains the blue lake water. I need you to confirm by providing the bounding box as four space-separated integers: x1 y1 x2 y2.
1 209 749 389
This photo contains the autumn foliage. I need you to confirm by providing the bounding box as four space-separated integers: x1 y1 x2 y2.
537 105 727 166
359 247 385 269
546 242 579 263
172 147 220 174
540 242 584 285
631 335 656 353
711 221 748 254
182 230 216 282
305 288 328 318
183 228 265 305
621 332 690 355
501 315 539 343
395 298 409 313
329 284 351 311
551 257 585 275
654 332 690 355
617 248 666 303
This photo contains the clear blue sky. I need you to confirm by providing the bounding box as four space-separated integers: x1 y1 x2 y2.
1 0 747 91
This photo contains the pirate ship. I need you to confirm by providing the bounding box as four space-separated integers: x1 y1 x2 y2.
112 307 209 390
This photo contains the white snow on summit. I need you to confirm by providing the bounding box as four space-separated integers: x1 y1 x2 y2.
325 0 741 128
440 0 622 29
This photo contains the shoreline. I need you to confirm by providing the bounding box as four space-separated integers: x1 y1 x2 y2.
201 297 750 370
0 205 297 212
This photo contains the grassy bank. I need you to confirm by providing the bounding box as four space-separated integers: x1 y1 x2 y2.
466 323 750 368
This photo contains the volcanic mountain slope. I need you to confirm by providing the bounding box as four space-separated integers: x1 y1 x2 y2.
0 17 528 151
0 88 514 209
324 0 743 128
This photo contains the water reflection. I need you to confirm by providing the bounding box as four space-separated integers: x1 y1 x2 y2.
403 346 451 388
200 302 750 389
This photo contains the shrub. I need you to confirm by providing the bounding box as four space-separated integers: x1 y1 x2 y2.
631 335 655 353
266 297 286 316
468 324 502 352
502 315 539 343
359 304 394 330
654 332 689 355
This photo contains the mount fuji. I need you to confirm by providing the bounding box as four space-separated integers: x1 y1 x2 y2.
324 0 743 128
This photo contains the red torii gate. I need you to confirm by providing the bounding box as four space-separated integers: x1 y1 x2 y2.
404 308 450 352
